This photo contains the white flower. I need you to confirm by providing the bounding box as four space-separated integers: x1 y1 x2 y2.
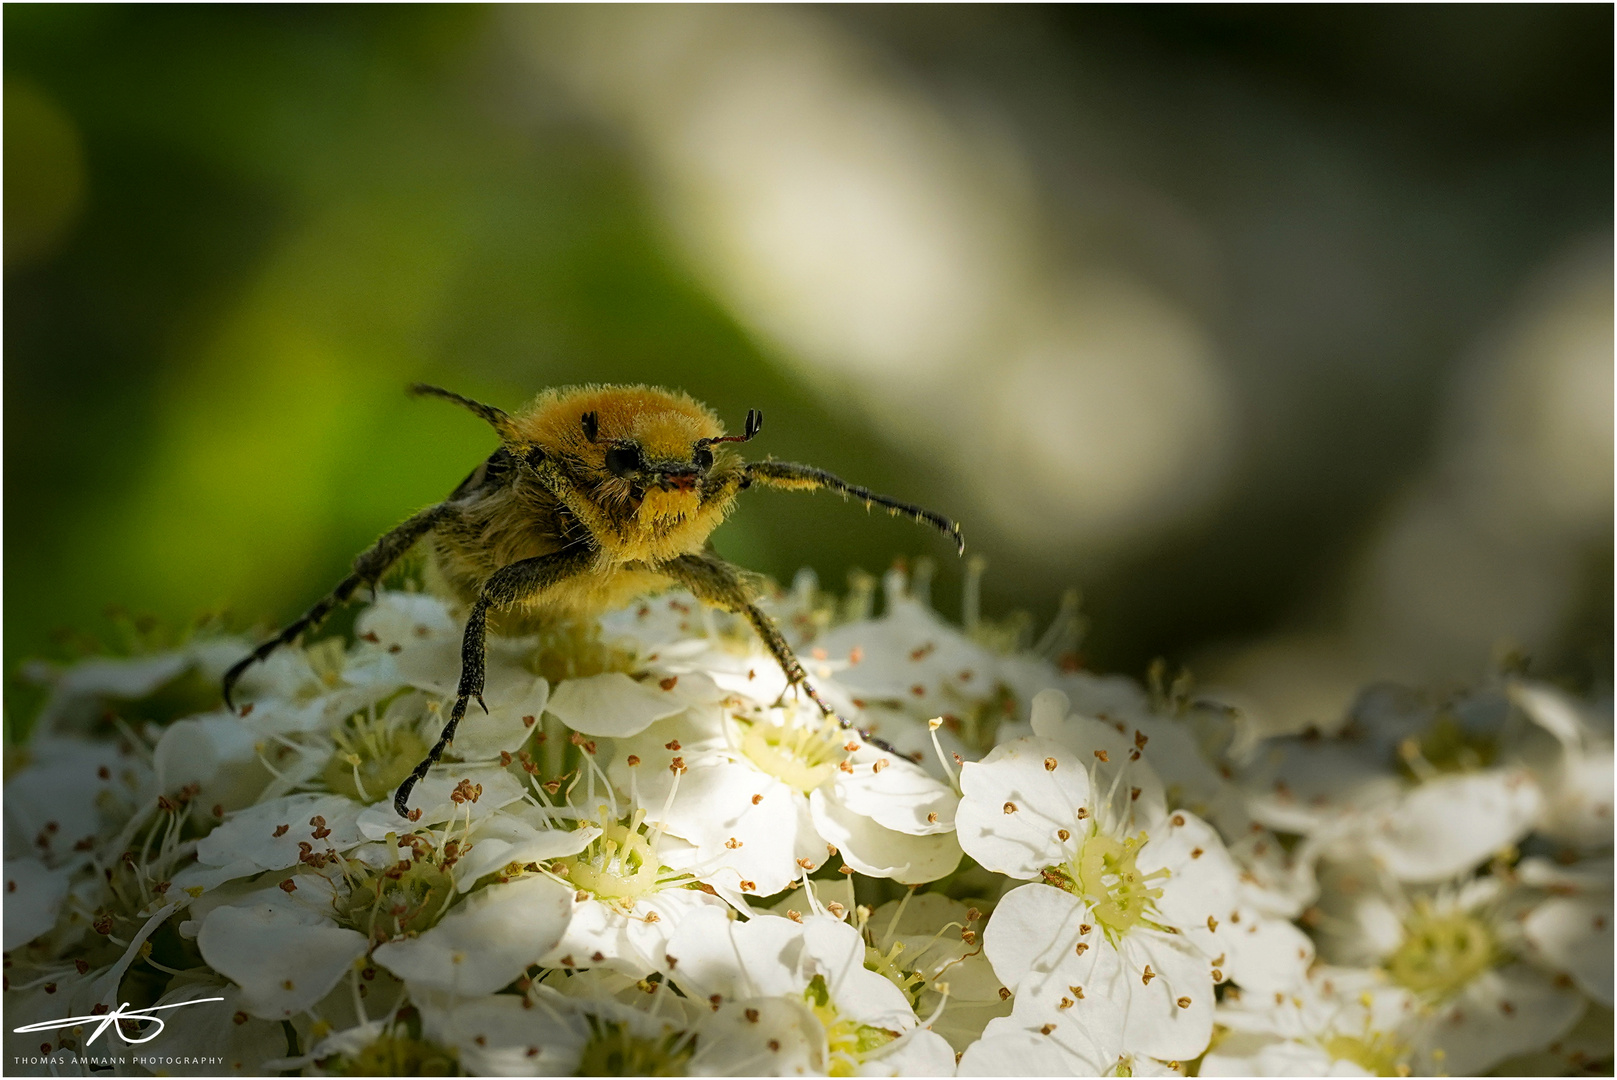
1311 861 1585 1074
1201 965 1419 1077
1239 684 1545 883
957 690 1280 1063
612 702 960 898
4 735 151 867
471 799 733 978
662 907 956 1076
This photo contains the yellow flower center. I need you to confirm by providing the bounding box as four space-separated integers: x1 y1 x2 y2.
345 858 456 943
1045 829 1167 938
323 703 429 804
1385 903 1497 1000
325 1033 456 1075
804 974 897 1077
558 813 662 903
576 1018 693 1076
741 716 848 793
1322 1029 1412 1077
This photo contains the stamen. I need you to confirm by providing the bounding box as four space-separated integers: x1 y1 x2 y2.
927 718 958 790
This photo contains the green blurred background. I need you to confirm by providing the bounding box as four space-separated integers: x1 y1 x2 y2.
6 6 1611 734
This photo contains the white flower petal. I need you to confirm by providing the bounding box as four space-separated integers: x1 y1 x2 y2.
1139 811 1240 937
618 712 818 896
1365 769 1541 882
801 915 916 1032
981 884 1090 998
3 858 71 950
957 738 1092 879
547 672 688 738
663 905 807 1003
196 793 367 872
695 996 824 1076
1200 1032 1362 1077
354 764 526 839
197 891 368 1019
1510 680 1597 750
810 788 962 884
1030 706 1169 832
372 874 574 995
829 755 957 835
153 713 282 813
414 986 589 1075
454 817 600 893
1523 896 1614 1007
448 675 550 758
858 1028 956 1076
1110 931 1215 1061
1413 963 1583 1075
4 737 147 863
147 978 291 1075
34 652 193 732
544 887 729 977
1536 745 1616 849
1240 741 1401 836
956 1019 1105 1075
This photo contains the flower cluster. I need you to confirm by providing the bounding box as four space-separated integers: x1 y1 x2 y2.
4 565 1611 1076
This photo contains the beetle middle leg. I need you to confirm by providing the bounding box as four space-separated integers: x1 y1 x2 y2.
654 550 837 719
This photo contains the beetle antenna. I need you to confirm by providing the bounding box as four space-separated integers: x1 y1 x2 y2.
698 408 763 450
409 384 516 439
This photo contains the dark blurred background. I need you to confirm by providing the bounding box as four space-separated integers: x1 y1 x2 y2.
6 5 1611 735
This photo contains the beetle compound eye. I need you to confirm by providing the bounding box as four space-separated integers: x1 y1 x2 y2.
605 445 643 478
693 445 715 470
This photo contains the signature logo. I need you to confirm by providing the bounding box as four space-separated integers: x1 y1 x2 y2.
13 997 225 1046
